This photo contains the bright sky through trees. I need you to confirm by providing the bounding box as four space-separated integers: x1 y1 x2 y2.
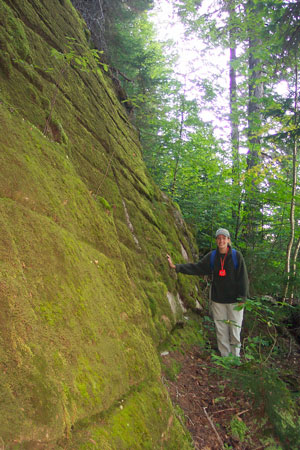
150 0 290 146
150 0 230 142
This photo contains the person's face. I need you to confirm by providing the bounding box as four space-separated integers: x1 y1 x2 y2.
216 234 230 253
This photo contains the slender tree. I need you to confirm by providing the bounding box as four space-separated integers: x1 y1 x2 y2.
227 0 241 240
284 62 299 301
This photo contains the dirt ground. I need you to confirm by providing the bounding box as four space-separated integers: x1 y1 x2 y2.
162 346 264 449
161 341 300 450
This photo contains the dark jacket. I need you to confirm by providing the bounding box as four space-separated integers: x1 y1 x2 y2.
175 246 249 304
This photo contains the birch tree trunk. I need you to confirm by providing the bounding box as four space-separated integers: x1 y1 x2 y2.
284 63 298 301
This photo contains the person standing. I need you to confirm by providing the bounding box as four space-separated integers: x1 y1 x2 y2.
167 228 249 357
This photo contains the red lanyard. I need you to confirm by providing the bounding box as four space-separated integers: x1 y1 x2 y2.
220 246 229 270
219 246 229 276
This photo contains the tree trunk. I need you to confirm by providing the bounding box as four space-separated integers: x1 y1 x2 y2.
284 62 298 301
228 0 241 241
171 100 185 197
244 0 264 248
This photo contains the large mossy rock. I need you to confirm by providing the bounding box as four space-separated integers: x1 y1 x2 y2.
0 0 203 447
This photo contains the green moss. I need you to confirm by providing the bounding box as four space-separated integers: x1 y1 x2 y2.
41 95 50 110
13 60 43 90
49 116 69 144
141 281 170 315
29 353 62 424
173 201 182 212
66 382 193 449
0 2 11 27
7 15 31 61
159 313 206 354
96 196 112 210
0 191 161 441
177 274 201 309
162 359 182 382
26 84 39 103
0 0 202 447
148 296 157 317
0 50 12 77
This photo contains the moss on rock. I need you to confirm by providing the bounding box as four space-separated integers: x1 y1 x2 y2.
0 0 203 447
63 381 193 449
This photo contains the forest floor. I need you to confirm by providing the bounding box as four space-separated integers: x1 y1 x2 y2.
161 325 300 449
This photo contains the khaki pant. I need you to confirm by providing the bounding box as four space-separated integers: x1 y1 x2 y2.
211 301 244 357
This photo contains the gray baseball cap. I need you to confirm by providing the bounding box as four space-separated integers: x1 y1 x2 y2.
216 228 230 238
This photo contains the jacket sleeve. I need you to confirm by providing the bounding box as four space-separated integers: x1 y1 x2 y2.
236 252 249 301
175 252 211 276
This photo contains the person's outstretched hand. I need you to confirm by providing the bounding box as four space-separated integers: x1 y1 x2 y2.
167 254 175 269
